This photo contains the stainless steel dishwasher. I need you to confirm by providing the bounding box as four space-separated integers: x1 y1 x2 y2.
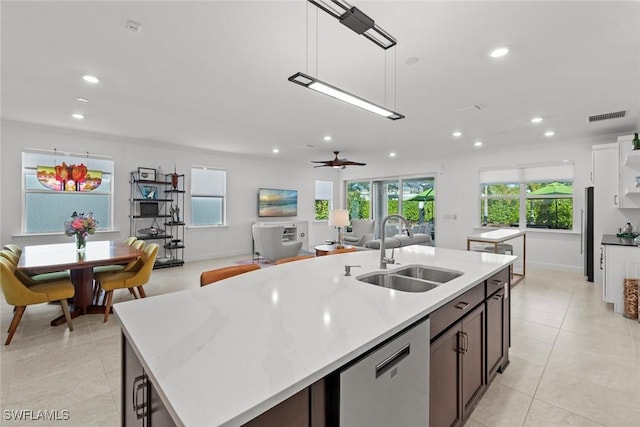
339 318 430 427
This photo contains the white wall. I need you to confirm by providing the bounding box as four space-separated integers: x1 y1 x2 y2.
0 120 339 260
340 136 640 272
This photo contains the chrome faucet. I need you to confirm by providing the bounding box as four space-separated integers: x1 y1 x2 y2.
379 214 413 269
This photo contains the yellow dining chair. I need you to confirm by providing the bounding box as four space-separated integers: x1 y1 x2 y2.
200 264 261 287
0 257 74 345
1 249 70 285
274 254 315 265
93 238 146 303
95 243 159 322
3 244 22 257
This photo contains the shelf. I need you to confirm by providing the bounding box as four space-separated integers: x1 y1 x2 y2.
132 198 172 202
164 222 185 226
164 189 186 194
153 259 184 269
132 214 172 219
132 179 172 185
136 234 173 240
163 244 185 249
624 150 640 168
624 187 640 195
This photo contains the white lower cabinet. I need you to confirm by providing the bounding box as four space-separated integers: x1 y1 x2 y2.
603 244 640 313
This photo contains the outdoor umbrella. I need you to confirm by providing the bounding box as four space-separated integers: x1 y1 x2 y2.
405 188 435 223
529 182 572 228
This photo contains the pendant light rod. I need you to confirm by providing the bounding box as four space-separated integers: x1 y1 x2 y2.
307 0 397 49
288 72 405 120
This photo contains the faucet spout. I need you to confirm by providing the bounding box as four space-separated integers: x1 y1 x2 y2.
379 214 413 269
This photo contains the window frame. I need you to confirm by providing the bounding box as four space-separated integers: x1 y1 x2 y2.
314 180 333 221
21 150 114 235
190 166 226 227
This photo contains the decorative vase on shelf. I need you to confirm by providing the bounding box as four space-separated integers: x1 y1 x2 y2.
74 233 87 252
633 132 640 150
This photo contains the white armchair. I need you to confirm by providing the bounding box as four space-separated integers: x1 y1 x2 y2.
252 225 303 262
343 219 375 247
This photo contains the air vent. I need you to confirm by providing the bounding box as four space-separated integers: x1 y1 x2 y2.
588 110 626 122
125 20 142 34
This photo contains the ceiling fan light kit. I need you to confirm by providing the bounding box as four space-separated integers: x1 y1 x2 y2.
289 72 405 120
311 151 366 168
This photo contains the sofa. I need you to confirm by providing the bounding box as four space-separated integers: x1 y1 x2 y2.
364 233 432 249
343 219 375 247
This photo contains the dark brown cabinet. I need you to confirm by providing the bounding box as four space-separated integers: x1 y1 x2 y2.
429 266 510 427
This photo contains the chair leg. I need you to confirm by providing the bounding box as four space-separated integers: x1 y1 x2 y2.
103 290 114 323
5 306 26 345
59 300 74 332
137 286 146 298
128 288 138 299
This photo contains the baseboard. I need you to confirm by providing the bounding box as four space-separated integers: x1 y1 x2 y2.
526 261 583 274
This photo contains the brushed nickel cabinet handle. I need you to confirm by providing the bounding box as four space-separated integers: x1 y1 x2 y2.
454 301 470 310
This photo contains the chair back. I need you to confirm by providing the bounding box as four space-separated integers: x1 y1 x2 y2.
327 247 358 255
132 240 146 250
124 236 138 246
200 264 260 286
274 254 315 265
350 219 375 236
0 249 19 265
3 244 22 257
0 257 48 306
124 244 158 287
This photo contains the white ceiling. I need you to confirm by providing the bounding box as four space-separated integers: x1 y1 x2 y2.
2 1 639 165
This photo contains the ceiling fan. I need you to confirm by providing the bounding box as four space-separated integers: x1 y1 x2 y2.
311 151 367 169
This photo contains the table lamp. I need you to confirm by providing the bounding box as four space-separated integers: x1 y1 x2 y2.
328 209 350 248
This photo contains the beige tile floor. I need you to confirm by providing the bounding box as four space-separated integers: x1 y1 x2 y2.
1 259 639 426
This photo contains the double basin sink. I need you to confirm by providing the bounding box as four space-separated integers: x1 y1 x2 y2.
356 265 463 293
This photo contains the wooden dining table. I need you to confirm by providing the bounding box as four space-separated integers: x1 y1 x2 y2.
17 240 144 326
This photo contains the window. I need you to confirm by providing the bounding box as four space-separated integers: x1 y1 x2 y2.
526 181 573 230
480 183 520 227
22 151 113 234
191 167 226 226
402 178 435 225
347 181 370 219
314 180 332 220
479 164 574 230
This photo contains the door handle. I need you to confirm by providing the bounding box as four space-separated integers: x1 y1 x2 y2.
454 301 470 310
493 294 504 301
614 195 618 205
462 332 469 354
580 208 584 254
375 344 410 378
457 332 465 354
132 374 147 420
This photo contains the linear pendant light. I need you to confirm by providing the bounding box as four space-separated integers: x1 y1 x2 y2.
307 0 397 50
288 72 405 120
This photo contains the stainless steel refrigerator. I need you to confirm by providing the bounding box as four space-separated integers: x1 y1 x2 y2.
583 186 594 282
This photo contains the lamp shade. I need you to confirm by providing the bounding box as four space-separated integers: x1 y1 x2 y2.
328 209 350 227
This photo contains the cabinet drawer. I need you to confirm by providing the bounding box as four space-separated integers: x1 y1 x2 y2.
430 284 484 339
486 267 509 297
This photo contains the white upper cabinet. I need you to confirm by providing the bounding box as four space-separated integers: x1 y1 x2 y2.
618 134 640 208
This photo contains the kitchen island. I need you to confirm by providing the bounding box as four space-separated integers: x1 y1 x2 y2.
114 245 515 426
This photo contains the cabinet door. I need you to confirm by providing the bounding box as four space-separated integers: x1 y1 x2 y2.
122 335 147 427
149 384 176 427
243 388 309 427
430 323 462 427
486 291 505 380
461 305 485 418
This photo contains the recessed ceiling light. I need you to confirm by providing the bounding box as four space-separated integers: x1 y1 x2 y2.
531 117 543 123
82 75 99 84
452 131 462 137
75 97 89 103
489 46 509 58
71 113 85 119
406 57 419 66
389 152 396 157
474 141 483 147
544 131 555 137
323 136 332 141
272 148 279 153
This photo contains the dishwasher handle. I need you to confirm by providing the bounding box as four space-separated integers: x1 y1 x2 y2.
375 344 410 378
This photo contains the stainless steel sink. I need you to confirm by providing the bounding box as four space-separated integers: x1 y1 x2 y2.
356 273 439 293
395 266 463 283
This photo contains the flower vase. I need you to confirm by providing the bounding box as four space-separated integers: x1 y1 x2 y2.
75 233 87 252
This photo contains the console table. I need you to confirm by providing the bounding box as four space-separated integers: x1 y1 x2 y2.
467 229 525 285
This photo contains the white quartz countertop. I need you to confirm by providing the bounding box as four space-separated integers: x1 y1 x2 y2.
467 228 525 242
114 246 515 427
